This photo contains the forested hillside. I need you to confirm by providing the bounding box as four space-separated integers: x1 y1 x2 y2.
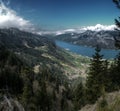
0 28 120 111
0 44 74 111
0 28 90 111
1 0 120 111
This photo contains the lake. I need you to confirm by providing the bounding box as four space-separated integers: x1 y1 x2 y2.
55 40 120 59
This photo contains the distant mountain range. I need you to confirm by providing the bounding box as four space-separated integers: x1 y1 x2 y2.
53 30 119 49
39 24 118 49
0 24 117 51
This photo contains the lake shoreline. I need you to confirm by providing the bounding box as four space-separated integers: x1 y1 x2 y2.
55 40 119 59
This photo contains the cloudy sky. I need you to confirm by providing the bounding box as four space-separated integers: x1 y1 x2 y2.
0 0 119 30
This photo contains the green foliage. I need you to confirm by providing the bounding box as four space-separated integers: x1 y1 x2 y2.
73 82 86 110
96 94 120 111
97 98 109 111
61 96 68 111
111 96 120 111
0 47 24 95
21 68 35 109
86 46 107 103
108 52 120 91
0 67 23 95
34 81 52 111
113 0 120 48
113 0 120 10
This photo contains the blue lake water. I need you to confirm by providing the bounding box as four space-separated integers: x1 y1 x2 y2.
55 40 120 59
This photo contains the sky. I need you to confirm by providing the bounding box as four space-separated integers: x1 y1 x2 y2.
0 0 120 30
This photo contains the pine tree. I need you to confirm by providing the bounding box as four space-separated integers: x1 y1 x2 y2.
73 82 85 110
21 68 34 109
109 52 120 90
113 0 120 48
101 60 111 92
86 46 105 104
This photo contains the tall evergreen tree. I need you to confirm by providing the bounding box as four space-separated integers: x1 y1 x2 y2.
21 68 34 109
105 0 120 91
86 46 106 104
73 82 85 110
113 0 120 48
109 52 120 90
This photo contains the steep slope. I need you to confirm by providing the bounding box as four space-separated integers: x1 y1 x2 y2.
0 28 57 65
0 28 89 81
0 42 73 111
0 46 25 95
0 28 90 111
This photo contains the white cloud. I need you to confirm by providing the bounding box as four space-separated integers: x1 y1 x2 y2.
0 1 116 35
0 0 34 31
37 24 116 36
82 24 116 31
51 24 116 35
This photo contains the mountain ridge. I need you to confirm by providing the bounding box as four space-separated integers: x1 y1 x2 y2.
53 30 119 49
0 27 89 80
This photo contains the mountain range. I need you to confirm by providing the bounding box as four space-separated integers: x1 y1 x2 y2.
36 24 118 49
53 30 119 49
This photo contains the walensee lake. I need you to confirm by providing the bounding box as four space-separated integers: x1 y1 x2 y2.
56 40 120 59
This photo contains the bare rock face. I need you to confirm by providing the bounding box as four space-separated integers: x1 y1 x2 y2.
0 95 25 111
